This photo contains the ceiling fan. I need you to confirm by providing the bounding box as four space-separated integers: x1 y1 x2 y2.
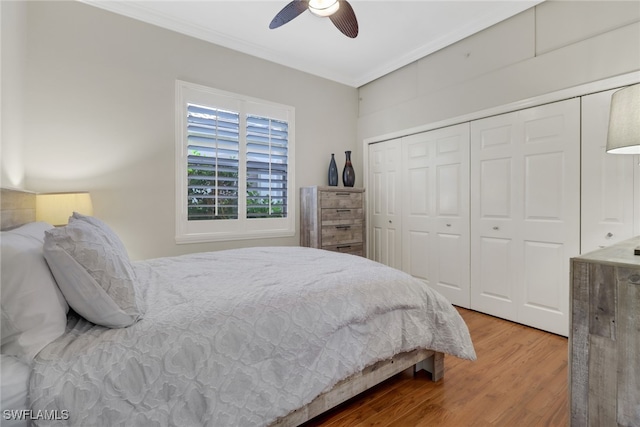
269 0 359 38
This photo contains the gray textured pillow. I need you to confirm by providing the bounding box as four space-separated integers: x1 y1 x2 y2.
43 218 143 328
70 212 129 257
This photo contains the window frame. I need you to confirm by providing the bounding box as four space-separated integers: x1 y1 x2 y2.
175 80 296 244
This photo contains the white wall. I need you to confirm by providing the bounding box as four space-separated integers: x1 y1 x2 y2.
1 1 27 189
358 0 640 142
7 1 358 259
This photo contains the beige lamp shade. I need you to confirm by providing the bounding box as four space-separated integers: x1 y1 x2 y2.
36 192 94 226
606 83 640 154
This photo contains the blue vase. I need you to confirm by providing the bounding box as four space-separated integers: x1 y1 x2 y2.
328 153 338 186
342 151 355 187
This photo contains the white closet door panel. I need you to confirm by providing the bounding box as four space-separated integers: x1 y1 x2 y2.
478 237 514 299
408 168 430 215
581 89 638 253
432 125 470 308
524 153 564 219
368 139 402 269
384 228 401 268
372 169 383 216
522 242 564 306
523 113 566 144
402 132 434 284
478 123 514 151
475 236 518 319
437 164 461 217
435 232 467 299
386 170 400 218
520 240 567 333
372 226 383 263
522 151 568 240
436 133 464 157
370 159 385 264
471 99 579 336
403 142 430 282
402 134 430 277
434 126 469 241
519 100 580 336
407 231 430 282
478 157 514 219
521 101 580 234
471 113 521 321
402 123 470 307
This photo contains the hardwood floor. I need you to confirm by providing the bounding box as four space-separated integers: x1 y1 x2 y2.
304 307 569 427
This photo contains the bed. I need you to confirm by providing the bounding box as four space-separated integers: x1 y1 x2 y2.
0 188 476 426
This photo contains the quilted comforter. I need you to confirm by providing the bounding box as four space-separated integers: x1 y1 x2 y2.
30 247 476 426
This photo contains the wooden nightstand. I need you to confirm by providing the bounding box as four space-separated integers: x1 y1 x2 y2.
300 186 365 257
570 237 640 427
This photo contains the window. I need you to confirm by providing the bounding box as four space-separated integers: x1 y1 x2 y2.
175 81 295 243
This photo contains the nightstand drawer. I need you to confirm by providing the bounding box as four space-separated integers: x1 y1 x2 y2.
321 208 363 223
321 224 363 246
320 191 363 209
324 243 364 257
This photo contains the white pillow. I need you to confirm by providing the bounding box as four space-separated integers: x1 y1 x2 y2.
1 222 68 364
1 354 30 426
70 212 130 257
43 217 144 328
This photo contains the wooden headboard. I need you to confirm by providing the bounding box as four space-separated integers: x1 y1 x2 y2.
1 188 36 230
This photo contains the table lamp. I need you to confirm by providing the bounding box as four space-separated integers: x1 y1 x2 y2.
35 192 93 226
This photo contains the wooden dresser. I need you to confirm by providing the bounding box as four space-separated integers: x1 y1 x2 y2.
570 237 640 427
300 186 365 257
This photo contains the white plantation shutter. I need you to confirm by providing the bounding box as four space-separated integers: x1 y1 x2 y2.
187 104 240 220
176 80 295 243
246 115 288 219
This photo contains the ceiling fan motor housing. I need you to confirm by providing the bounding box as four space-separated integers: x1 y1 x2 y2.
308 0 340 17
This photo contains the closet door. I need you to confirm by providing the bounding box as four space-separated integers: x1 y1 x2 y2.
471 98 580 336
581 89 639 254
470 111 521 322
368 139 402 269
401 123 470 307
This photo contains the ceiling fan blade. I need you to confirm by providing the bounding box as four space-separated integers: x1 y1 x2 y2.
269 0 309 29
329 0 358 38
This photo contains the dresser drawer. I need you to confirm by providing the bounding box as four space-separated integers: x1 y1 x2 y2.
321 224 363 246
324 243 364 257
320 191 363 209
301 186 365 258
321 208 363 223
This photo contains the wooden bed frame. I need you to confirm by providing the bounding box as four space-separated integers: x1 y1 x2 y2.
0 187 446 427
273 349 443 426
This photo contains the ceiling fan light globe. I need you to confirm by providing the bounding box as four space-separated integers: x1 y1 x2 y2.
308 0 340 17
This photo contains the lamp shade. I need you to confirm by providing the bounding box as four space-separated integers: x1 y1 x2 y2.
606 83 640 154
36 192 93 226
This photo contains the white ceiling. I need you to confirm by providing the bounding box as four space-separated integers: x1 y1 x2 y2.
82 0 542 87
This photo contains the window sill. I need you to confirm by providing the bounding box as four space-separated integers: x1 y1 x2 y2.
175 229 295 244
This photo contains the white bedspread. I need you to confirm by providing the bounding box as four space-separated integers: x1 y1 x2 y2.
30 247 475 426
